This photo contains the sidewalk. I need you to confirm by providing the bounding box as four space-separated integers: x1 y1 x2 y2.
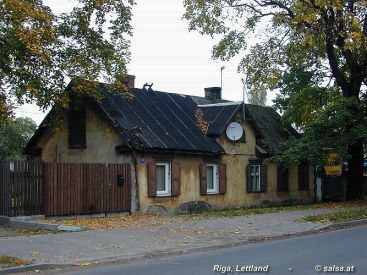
0 207 362 268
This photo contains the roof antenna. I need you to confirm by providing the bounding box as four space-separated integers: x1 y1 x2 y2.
220 66 225 94
143 83 154 91
241 77 247 121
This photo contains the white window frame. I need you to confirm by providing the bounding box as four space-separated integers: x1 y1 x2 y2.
206 163 219 194
250 164 261 192
156 162 171 196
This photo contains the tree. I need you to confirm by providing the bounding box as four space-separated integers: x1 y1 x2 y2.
247 83 267 106
0 117 37 160
0 0 134 121
183 0 367 199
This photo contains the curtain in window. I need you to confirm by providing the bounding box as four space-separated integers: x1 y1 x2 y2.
156 165 166 191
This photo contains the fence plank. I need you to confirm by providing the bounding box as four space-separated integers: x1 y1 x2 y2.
16 162 132 217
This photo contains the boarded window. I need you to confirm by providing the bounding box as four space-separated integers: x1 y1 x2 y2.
298 163 309 191
68 108 86 148
246 161 267 193
277 166 289 192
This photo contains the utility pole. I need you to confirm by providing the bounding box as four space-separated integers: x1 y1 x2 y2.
220 66 225 92
241 77 246 103
241 77 247 120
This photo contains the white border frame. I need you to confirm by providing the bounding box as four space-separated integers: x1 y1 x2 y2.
156 162 171 196
206 164 219 194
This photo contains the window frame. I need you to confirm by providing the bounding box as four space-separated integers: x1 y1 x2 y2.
155 162 171 197
250 164 261 192
206 163 219 194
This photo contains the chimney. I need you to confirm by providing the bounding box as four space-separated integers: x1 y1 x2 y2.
124 74 135 88
204 87 222 100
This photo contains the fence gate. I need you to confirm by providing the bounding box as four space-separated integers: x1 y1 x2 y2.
44 163 131 216
0 161 44 217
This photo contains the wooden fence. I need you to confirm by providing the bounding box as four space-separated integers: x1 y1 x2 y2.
44 163 131 216
0 161 131 217
0 161 43 216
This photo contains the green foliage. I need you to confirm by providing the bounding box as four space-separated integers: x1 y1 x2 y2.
183 0 367 99
184 0 367 169
273 65 322 112
0 0 134 120
272 97 367 164
0 117 37 160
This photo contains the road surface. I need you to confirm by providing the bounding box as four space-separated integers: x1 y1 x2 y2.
66 225 367 275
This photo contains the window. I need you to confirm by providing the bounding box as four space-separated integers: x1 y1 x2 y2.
147 161 180 197
277 166 289 192
246 161 267 193
206 164 219 194
200 162 226 195
156 162 171 196
68 108 86 148
298 163 309 191
250 165 261 192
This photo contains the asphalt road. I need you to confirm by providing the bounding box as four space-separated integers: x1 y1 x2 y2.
66 225 367 275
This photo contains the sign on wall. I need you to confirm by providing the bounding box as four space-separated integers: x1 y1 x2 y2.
324 151 343 177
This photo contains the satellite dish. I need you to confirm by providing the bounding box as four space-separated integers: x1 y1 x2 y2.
226 122 244 142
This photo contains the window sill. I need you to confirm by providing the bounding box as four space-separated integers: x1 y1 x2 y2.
68 146 87 149
247 191 265 193
156 193 172 197
206 191 219 195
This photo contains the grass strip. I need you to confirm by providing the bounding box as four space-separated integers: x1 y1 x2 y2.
0 255 29 269
301 208 367 224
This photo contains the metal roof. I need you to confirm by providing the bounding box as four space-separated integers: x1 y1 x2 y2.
97 85 224 154
198 102 242 136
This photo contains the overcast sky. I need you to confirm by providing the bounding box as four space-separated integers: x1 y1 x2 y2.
15 0 274 125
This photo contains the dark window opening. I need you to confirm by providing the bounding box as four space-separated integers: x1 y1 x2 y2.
68 108 86 148
277 166 289 192
298 163 309 191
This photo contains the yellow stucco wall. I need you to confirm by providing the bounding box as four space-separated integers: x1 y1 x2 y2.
33 105 313 213
137 119 313 213
38 106 130 164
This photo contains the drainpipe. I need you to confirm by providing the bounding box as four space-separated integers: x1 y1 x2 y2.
132 150 140 212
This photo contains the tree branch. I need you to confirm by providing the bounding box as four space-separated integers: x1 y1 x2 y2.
322 9 349 95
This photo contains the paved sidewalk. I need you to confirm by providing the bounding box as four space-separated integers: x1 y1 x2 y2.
0 208 361 266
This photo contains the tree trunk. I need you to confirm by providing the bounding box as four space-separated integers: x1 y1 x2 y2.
346 141 364 200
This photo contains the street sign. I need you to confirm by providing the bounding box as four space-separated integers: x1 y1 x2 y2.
324 152 342 176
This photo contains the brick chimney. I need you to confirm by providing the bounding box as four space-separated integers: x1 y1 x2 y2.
204 87 222 100
124 74 135 88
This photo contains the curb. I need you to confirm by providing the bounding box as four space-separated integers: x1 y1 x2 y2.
0 219 366 274
0 264 71 274
0 215 87 232
321 218 367 230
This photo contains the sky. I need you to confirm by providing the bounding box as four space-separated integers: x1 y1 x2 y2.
15 0 275 125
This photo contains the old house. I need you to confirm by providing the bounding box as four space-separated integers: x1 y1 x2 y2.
25 76 313 214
